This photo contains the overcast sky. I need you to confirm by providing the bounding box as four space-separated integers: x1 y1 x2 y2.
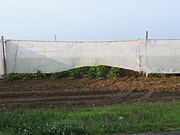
0 0 180 41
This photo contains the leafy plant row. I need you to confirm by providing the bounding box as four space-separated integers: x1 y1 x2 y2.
3 66 122 81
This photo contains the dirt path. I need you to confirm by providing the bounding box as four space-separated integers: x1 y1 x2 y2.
0 76 180 111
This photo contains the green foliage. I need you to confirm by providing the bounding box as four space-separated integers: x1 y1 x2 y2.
2 66 144 81
2 66 122 81
4 70 44 81
4 73 21 81
110 67 121 78
4 66 180 81
96 65 109 78
68 68 81 78
33 70 43 79
23 74 34 79
0 102 180 134
51 71 69 79
88 65 110 78
88 66 97 78
68 67 89 78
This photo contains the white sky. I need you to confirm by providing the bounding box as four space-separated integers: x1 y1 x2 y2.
0 0 180 41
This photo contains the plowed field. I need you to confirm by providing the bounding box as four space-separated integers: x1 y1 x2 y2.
0 76 180 111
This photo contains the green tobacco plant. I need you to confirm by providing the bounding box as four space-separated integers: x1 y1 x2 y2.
96 65 109 78
33 70 43 79
110 67 121 78
88 66 97 78
68 67 89 78
51 71 69 79
4 73 22 81
68 68 81 78
88 65 110 78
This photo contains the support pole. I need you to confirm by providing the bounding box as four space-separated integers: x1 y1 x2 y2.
146 31 148 40
144 31 148 77
54 34 56 41
1 36 7 76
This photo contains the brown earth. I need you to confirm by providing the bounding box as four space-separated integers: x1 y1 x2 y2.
0 75 180 111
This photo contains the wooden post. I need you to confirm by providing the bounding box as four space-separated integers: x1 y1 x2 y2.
144 31 148 77
54 34 56 41
1 36 7 76
146 31 148 40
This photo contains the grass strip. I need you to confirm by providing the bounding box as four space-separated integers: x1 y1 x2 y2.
0 102 180 135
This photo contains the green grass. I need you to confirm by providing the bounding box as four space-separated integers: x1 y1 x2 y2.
1 102 180 135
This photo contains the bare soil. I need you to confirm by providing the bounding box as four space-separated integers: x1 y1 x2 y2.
0 75 180 111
